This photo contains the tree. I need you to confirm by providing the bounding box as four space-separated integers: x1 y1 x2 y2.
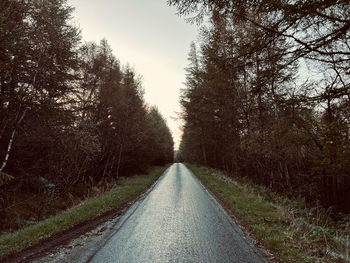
177 5 350 211
147 106 174 165
0 0 80 175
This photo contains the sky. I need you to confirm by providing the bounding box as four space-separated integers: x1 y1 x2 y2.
69 0 199 149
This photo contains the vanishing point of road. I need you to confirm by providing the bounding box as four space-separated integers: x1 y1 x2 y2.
88 163 269 263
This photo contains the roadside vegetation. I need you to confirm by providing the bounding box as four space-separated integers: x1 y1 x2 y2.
188 164 350 263
0 165 169 260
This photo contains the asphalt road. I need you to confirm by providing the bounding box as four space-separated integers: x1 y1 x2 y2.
88 163 269 263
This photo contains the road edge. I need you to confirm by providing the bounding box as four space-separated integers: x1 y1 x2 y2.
183 163 272 263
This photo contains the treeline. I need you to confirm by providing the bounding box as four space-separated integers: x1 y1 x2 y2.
172 1 350 212
0 0 173 216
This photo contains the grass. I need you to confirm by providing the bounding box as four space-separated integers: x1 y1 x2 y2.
0 165 169 260
187 164 350 263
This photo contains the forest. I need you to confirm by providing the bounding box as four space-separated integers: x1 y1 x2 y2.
0 0 173 233
172 0 350 213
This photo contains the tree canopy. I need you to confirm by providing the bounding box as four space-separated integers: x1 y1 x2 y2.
176 2 350 212
0 0 174 229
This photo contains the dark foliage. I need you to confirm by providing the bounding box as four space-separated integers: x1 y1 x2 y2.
0 0 173 231
176 4 350 212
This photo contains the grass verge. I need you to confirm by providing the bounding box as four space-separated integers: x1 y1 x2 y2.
187 164 350 263
0 165 169 260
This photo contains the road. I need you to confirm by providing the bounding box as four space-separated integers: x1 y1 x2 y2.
87 163 269 263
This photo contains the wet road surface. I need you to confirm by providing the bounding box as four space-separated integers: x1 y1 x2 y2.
88 163 269 263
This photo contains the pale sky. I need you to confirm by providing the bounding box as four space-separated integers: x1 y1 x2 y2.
69 0 198 149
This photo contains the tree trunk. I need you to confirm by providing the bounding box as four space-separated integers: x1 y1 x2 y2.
332 175 338 206
284 163 292 192
201 144 207 166
0 129 16 172
102 154 110 178
109 153 117 176
116 143 123 179
0 108 27 172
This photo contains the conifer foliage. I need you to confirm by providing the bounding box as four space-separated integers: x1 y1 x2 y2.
176 3 350 212
0 1 173 200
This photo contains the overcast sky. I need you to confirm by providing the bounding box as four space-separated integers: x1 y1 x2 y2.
69 0 198 149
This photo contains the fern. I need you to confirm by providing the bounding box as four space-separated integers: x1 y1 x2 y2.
0 172 14 186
